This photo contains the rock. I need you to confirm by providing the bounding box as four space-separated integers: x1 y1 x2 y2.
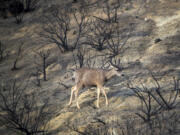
154 38 162 43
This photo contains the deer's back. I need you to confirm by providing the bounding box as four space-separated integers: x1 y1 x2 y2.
75 68 106 86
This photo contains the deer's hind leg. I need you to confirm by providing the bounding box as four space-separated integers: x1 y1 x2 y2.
74 83 82 109
68 85 77 106
96 87 101 108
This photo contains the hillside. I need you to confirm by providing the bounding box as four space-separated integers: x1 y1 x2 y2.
0 0 180 135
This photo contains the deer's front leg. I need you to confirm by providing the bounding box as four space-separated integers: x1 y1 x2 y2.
68 85 76 106
102 87 109 106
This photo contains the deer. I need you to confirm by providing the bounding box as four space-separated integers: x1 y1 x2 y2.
68 67 122 109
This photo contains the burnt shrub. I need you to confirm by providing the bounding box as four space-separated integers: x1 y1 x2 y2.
9 0 24 17
22 0 40 12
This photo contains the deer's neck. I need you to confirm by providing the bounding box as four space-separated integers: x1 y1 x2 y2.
105 69 115 80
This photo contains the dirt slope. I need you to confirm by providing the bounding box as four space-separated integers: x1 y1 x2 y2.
0 0 180 134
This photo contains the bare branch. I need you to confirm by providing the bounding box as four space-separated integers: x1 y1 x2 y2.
11 42 24 71
0 79 52 135
84 19 112 51
40 6 89 52
0 41 7 61
34 49 51 81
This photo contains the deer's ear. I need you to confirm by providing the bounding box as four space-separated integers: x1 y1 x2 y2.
109 65 114 69
115 67 119 71
112 66 118 71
